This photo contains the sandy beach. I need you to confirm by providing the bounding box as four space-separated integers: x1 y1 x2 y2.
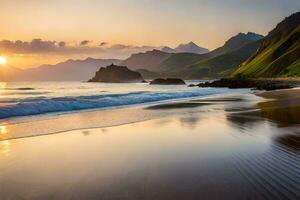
0 89 299 199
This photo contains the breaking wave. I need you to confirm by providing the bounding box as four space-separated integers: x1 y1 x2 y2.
0 88 234 119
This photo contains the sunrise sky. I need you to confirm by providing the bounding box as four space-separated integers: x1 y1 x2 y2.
0 0 299 68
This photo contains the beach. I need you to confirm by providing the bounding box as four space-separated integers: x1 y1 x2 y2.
0 87 299 200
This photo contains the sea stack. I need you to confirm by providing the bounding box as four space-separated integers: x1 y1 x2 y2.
88 64 145 83
150 78 186 85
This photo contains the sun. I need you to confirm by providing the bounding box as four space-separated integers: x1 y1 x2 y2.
0 56 7 65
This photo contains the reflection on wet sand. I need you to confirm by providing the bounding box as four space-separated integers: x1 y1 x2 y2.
225 90 300 151
0 125 11 142
275 134 300 152
0 140 10 155
258 102 300 127
256 88 300 127
0 90 300 199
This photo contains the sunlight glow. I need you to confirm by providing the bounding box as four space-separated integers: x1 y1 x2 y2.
0 126 8 135
0 56 7 65
0 140 11 155
0 126 9 145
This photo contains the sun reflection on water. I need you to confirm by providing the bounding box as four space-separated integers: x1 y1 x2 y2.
0 140 10 155
0 125 11 142
0 125 8 134
0 125 11 155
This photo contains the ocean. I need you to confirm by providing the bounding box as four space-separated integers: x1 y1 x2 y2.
0 81 247 120
0 81 300 200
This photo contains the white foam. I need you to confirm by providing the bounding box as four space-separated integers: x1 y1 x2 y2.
0 88 239 119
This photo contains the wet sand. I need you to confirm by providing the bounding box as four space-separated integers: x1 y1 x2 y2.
0 90 300 199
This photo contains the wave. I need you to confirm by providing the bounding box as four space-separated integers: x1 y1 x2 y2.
0 88 236 119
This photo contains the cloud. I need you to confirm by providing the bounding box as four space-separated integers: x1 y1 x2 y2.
80 40 90 46
0 39 57 53
0 38 157 59
99 42 108 46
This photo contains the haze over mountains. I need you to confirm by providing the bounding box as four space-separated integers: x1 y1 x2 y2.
161 42 209 54
3 42 210 81
123 32 264 78
120 50 170 71
3 11 300 81
1 34 262 81
1 58 121 81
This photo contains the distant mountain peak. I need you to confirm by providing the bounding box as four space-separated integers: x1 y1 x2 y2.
209 32 263 56
225 32 264 45
6 57 122 81
161 46 177 53
120 49 171 71
161 42 209 54
187 41 196 45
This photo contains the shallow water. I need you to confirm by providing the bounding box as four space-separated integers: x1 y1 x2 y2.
0 93 299 200
0 81 245 120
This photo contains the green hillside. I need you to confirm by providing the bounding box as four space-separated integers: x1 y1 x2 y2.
156 32 263 78
121 32 264 79
158 52 209 72
183 41 260 78
232 12 300 77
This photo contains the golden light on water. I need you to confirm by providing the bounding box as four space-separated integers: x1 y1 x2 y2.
0 126 10 155
0 126 8 134
0 56 7 65
0 125 9 141
0 140 11 155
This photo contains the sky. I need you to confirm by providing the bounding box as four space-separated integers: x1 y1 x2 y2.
0 0 299 68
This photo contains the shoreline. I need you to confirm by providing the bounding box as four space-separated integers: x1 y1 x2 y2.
0 90 256 141
1 87 300 141
1 88 299 200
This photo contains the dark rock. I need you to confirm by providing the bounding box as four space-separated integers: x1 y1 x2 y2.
150 78 186 85
197 77 298 90
88 64 144 83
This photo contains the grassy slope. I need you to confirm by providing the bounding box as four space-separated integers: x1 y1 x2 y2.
232 14 300 78
157 34 262 78
158 53 209 72
182 41 260 78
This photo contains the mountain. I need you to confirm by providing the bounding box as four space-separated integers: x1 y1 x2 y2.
232 12 300 77
209 32 263 56
120 49 171 71
175 42 209 54
161 46 177 53
0 65 23 81
135 69 160 79
155 32 263 78
184 41 261 78
10 57 122 81
88 64 144 83
158 52 210 72
161 42 209 54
